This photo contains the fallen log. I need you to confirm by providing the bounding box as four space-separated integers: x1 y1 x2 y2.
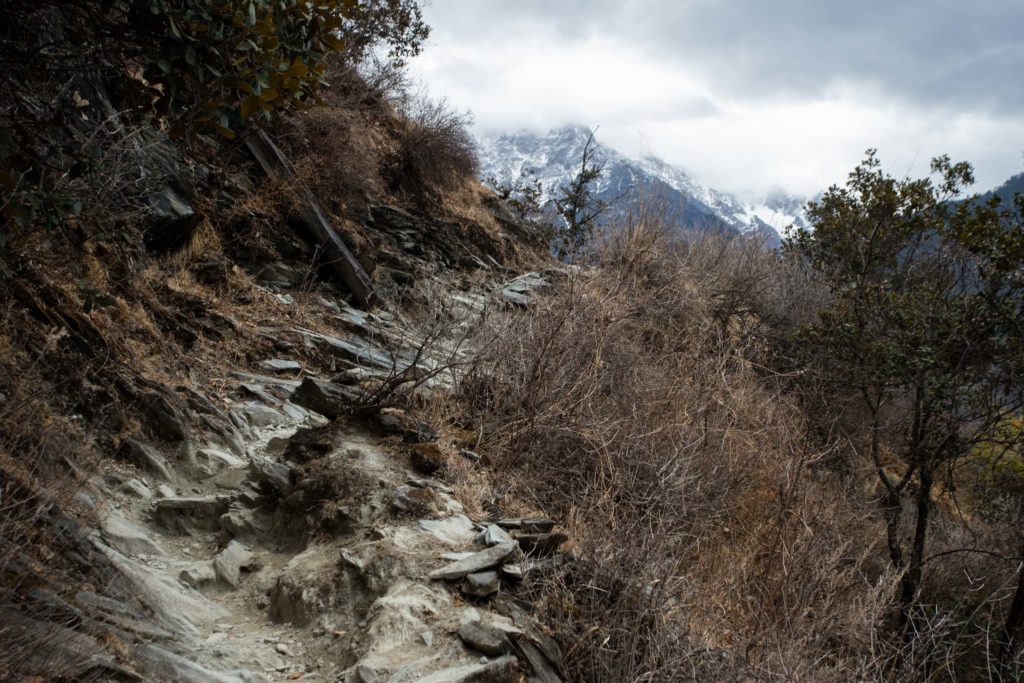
245 130 377 309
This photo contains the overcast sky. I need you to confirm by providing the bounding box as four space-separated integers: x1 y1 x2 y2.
407 0 1024 200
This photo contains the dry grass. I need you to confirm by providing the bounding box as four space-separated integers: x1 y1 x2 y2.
445 215 1023 681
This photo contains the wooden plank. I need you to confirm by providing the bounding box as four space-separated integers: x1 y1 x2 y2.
245 130 377 309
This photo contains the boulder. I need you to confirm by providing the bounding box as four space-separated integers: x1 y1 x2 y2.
457 621 515 657
229 402 286 430
418 515 477 546
462 571 499 598
194 447 245 477
249 455 293 498
269 545 339 625
120 478 153 499
213 540 256 588
479 524 513 547
219 505 269 538
179 561 217 588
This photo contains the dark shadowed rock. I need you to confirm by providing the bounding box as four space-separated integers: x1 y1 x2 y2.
141 390 190 441
516 532 568 557
249 455 293 498
282 426 335 463
290 377 361 419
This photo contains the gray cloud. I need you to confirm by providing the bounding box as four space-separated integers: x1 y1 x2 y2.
409 0 1024 197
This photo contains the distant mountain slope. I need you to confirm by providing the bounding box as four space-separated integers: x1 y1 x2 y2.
477 125 809 245
978 172 1024 206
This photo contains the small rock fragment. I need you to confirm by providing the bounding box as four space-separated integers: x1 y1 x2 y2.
479 524 513 547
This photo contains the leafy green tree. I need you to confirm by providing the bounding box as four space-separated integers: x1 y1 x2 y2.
553 129 607 260
786 151 1024 622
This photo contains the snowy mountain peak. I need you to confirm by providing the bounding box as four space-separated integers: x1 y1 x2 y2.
477 127 810 244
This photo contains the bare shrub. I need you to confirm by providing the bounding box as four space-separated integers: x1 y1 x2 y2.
387 94 479 198
450 217 906 680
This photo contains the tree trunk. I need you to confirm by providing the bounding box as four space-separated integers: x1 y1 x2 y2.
899 467 933 616
884 487 905 572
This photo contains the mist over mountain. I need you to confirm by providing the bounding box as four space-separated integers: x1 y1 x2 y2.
477 124 810 246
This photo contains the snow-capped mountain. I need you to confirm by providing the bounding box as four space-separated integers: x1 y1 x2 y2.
477 125 809 245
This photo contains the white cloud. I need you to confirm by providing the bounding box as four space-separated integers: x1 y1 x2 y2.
408 1 1024 199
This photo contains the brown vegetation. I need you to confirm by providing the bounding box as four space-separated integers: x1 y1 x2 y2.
446 211 1024 681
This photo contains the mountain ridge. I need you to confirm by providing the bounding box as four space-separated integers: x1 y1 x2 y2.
477 124 811 245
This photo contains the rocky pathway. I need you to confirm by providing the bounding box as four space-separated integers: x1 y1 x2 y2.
92 283 566 682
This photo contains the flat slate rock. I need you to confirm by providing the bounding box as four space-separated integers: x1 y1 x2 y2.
429 542 517 581
260 359 301 373
519 641 563 683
